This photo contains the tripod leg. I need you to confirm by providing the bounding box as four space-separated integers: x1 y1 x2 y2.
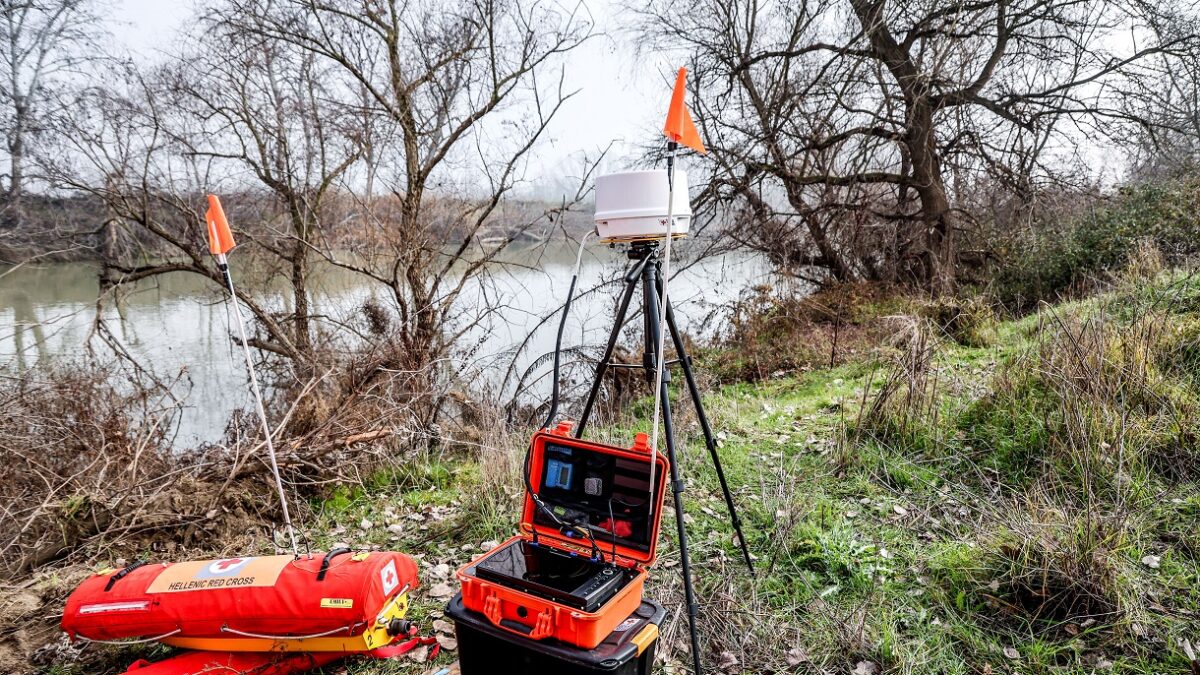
643 260 705 675
659 282 756 575
575 253 651 438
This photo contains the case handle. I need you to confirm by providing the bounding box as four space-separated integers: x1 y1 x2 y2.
482 595 555 641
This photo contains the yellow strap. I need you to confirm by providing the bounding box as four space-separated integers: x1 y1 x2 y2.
630 623 659 656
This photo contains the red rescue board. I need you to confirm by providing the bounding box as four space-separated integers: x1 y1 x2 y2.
62 550 418 652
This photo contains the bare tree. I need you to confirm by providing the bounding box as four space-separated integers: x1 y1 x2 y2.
44 0 596 443
158 16 369 360
640 0 1198 289
1125 10 1200 179
212 0 594 393
43 67 310 364
0 0 102 229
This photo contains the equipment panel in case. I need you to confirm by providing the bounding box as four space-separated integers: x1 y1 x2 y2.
456 423 667 649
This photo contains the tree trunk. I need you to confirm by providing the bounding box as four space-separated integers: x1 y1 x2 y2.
850 0 956 290
291 236 311 355
4 96 26 230
905 97 954 289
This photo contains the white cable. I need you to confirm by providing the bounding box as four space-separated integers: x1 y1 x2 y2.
220 623 362 641
648 150 678 513
575 230 595 276
75 628 182 645
219 253 299 556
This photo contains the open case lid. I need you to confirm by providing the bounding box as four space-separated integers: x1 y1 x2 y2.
520 422 669 568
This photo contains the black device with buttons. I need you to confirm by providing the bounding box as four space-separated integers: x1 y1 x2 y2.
473 539 630 612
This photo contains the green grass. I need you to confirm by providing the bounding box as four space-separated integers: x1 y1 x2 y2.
332 273 1198 674
71 272 1200 675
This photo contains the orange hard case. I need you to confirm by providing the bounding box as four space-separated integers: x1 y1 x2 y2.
457 422 668 649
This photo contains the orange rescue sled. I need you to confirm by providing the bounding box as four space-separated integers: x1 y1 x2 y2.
63 550 418 652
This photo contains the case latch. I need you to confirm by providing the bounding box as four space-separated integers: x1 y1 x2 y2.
529 608 555 640
483 595 503 626
631 432 651 454
551 420 574 436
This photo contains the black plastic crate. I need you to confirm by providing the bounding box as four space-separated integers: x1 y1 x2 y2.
446 592 664 675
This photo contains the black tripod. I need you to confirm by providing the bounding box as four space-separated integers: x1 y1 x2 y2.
573 241 753 675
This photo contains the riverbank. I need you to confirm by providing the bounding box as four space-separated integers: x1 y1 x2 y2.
15 267 1198 674
0 244 768 445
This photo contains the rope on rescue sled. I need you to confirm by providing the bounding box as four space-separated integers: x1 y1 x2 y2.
75 628 183 645
219 623 361 640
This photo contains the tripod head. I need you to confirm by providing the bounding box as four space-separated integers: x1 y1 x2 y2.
623 240 660 262
611 237 687 263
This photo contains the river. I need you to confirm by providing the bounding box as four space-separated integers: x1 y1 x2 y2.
0 242 770 446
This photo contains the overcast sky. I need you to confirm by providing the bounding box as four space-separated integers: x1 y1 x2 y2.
108 0 677 195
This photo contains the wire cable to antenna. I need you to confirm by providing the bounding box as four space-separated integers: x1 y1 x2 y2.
526 231 602 560
542 230 593 430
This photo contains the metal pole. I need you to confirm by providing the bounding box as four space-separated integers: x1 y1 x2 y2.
217 254 299 556
643 256 704 675
648 141 679 516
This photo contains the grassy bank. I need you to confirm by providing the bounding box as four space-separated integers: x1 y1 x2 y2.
28 269 1200 675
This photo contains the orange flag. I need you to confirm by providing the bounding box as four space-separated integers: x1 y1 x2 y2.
662 67 706 154
205 194 236 255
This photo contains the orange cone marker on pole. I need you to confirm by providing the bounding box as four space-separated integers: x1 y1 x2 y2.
662 67 706 155
206 195 299 556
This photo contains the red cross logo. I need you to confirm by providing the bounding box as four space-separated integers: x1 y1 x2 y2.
201 557 255 577
380 561 399 594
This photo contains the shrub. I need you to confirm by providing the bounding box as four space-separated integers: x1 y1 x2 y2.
931 502 1127 632
993 180 1200 311
710 281 901 382
917 294 998 347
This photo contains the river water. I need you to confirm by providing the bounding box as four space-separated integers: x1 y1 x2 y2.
0 242 770 446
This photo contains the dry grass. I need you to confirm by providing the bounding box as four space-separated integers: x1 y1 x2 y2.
856 266 1200 669
709 282 906 383
0 365 191 576
0 348 499 673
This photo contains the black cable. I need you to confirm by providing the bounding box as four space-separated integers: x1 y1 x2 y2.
541 274 577 430
541 231 591 430
524 234 603 559
607 499 618 564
